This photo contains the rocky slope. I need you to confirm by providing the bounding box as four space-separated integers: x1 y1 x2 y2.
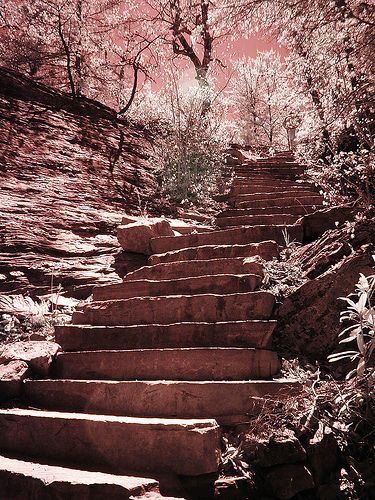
274 209 374 362
0 68 158 298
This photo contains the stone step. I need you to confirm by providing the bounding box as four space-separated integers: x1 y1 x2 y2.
234 173 302 181
230 190 319 201
150 225 303 254
24 379 299 421
234 196 323 209
235 164 304 171
53 348 280 380
149 240 279 265
0 409 220 476
93 274 262 301
232 182 310 190
234 177 302 184
216 214 299 227
72 291 275 326
121 258 264 282
218 206 318 217
234 189 323 203
0 453 172 500
235 167 303 175
231 185 315 195
55 320 276 351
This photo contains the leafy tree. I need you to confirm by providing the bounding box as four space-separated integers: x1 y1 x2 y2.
0 0 158 108
232 50 303 148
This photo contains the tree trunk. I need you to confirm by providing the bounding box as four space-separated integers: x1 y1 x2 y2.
57 11 76 98
75 0 83 97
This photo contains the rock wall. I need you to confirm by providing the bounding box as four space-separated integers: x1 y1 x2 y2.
0 67 158 298
274 212 374 361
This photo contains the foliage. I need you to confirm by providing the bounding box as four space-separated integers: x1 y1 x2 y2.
329 272 375 385
221 435 252 479
303 149 375 206
0 292 77 343
229 0 374 203
231 50 304 149
0 0 158 107
130 73 232 205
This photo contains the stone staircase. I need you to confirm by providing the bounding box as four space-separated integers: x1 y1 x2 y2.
0 152 324 499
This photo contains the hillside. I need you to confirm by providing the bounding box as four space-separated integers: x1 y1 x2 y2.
0 68 158 298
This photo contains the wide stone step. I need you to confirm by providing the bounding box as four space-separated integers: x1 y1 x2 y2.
0 409 220 476
24 379 299 421
218 206 318 217
234 196 323 209
216 214 298 227
233 178 309 186
150 225 303 254
235 168 303 175
53 348 280 380
234 175 302 183
234 165 304 172
0 453 171 500
55 320 276 351
93 274 262 301
231 185 315 195
73 291 275 326
149 240 279 265
122 258 264 282
230 190 319 201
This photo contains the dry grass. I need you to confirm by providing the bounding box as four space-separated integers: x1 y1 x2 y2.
0 293 77 344
220 358 374 497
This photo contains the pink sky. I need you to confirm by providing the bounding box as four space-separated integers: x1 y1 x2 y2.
151 33 287 90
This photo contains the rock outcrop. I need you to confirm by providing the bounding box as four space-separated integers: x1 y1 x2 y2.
274 213 374 361
0 67 158 298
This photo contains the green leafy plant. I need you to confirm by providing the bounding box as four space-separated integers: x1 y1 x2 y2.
329 272 375 384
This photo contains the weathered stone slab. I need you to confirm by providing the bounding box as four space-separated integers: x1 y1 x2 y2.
0 360 30 401
149 241 279 265
25 379 300 420
235 195 323 209
55 320 276 351
150 226 303 254
231 190 319 202
117 220 174 255
123 257 264 282
93 274 261 301
0 341 61 376
216 214 298 228
73 291 275 326
0 408 221 476
218 206 317 217
53 348 280 380
0 454 162 500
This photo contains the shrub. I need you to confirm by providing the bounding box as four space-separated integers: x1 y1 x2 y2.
129 79 232 206
329 271 375 386
304 149 375 206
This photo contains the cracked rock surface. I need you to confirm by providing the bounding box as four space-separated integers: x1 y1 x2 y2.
0 68 158 298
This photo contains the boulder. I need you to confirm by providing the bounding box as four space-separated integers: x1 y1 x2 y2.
214 476 255 500
117 220 174 255
0 341 61 376
0 360 30 401
264 464 314 499
308 424 340 485
275 250 374 360
298 206 360 242
243 430 306 467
